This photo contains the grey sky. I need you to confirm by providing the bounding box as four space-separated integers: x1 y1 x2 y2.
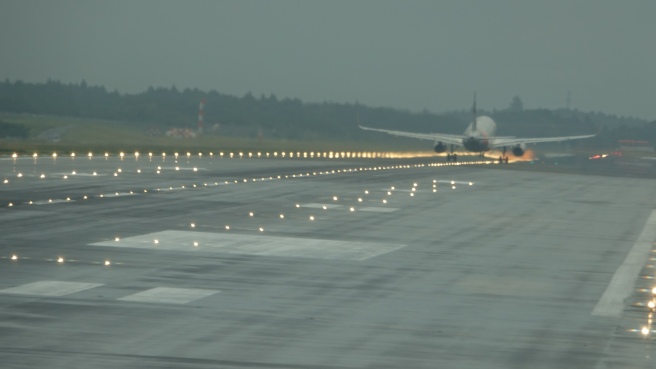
2 0 655 119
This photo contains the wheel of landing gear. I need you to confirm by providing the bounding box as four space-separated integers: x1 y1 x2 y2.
453 154 458 162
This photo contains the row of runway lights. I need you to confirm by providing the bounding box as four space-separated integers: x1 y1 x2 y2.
635 258 656 338
2 159 492 186
5 178 472 268
2 160 480 207
7 150 456 162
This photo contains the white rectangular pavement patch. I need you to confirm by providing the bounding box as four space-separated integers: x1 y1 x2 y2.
91 230 405 261
592 210 656 317
358 207 399 213
118 287 218 304
0 281 103 297
300 203 343 209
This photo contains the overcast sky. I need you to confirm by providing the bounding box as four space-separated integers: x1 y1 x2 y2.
2 0 655 119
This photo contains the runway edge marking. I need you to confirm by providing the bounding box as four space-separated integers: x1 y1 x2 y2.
592 210 656 317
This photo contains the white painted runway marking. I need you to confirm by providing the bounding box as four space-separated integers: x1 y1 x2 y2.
91 230 405 261
300 203 343 209
32 199 72 205
118 287 218 304
592 210 656 317
0 281 103 297
358 207 399 213
52 172 107 177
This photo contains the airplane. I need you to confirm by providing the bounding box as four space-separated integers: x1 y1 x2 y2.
358 93 595 163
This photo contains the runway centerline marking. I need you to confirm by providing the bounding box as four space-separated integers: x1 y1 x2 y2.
592 210 656 317
91 230 406 261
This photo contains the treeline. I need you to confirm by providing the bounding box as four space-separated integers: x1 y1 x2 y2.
0 79 654 147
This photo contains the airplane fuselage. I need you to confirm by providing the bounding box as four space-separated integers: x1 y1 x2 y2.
462 116 496 152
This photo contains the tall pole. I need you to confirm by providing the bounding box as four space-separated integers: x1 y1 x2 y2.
198 99 206 134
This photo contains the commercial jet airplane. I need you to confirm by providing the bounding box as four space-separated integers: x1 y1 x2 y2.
359 94 595 163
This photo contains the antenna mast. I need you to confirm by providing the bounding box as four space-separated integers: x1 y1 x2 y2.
198 98 206 134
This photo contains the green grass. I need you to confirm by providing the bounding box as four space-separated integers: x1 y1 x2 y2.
0 113 424 155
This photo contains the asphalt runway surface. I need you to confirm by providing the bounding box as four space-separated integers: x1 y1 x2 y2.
1 153 656 368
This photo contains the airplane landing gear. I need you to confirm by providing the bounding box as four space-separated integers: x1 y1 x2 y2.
499 146 509 164
447 153 458 162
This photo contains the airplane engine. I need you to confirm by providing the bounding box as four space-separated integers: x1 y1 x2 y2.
434 142 446 153
512 144 526 157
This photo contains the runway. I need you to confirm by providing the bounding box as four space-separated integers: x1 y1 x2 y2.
1 153 656 368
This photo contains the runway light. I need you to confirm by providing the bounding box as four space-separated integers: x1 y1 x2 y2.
193 242 199 247
349 207 355 212
387 191 392 195
115 237 120 242
333 196 338 201
11 254 18 261
154 239 159 244
642 327 650 336
295 204 300 208
410 193 415 197
358 198 363 202
104 260 111 266
17 173 22 178
652 287 656 295
259 227 264 232
383 199 387 204
649 301 656 310
57 257 64 263
322 205 327 210
309 215 315 221
249 212 254 217
364 190 369 194
280 214 285 219
225 225 230 230
190 223 196 228
469 182 473 186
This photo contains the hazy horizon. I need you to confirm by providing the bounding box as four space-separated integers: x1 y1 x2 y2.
2 0 655 119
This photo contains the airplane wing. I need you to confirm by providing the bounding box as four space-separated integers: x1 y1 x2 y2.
358 125 465 146
491 134 596 148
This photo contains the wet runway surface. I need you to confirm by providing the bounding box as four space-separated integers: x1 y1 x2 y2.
1 154 656 368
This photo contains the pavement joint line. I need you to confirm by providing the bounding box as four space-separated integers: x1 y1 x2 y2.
592 210 656 317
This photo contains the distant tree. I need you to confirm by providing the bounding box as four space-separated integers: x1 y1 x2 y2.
508 96 524 111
